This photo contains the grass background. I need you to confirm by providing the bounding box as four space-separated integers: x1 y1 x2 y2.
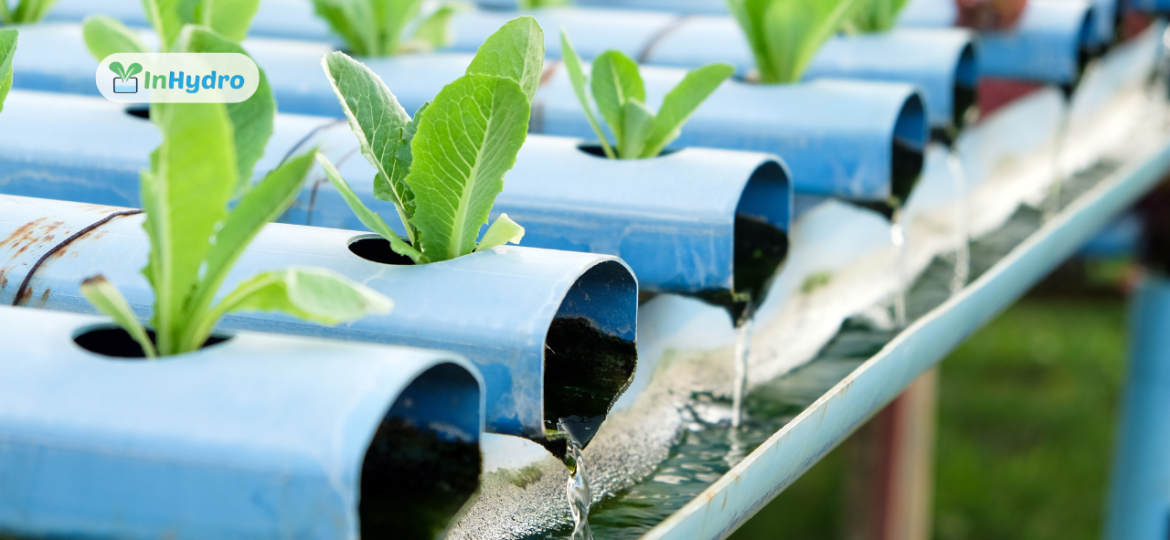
729 264 1132 540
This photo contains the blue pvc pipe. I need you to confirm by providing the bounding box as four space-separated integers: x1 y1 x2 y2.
0 90 788 297
1104 275 1170 540
444 9 974 129
4 26 926 202
313 131 793 295
899 0 1100 85
536 67 928 203
0 195 639 440
0 304 483 540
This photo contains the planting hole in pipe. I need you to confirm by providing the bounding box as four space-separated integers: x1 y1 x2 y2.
348 235 417 265
542 260 638 451
577 143 681 159
124 105 150 120
73 326 229 358
360 362 481 540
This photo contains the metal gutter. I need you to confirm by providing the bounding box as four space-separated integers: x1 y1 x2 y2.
639 102 1170 540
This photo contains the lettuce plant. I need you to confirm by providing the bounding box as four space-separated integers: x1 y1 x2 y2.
82 0 261 55
0 0 57 24
845 0 907 33
84 14 277 197
311 0 461 57
728 0 865 84
0 29 15 114
519 0 570 8
81 102 392 358
317 17 542 264
560 30 733 159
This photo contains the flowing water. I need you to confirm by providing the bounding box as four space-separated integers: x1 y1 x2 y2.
521 159 1114 540
1045 111 1071 222
731 301 755 428
890 211 909 328
561 422 594 540
947 153 971 295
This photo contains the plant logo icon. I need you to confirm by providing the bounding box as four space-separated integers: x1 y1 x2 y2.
110 62 142 93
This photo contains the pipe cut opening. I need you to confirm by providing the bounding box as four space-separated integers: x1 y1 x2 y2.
891 93 928 209
359 362 482 540
1068 7 1102 95
577 142 681 159
542 260 638 452
694 160 792 323
73 326 230 358
952 42 980 131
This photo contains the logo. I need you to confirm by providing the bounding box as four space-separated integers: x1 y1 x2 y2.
110 62 142 93
95 53 260 103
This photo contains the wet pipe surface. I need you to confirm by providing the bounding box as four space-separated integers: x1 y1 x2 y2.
520 160 1117 540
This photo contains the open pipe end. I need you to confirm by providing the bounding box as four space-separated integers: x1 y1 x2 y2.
952 41 981 133
891 92 929 212
1067 6 1104 96
542 260 639 448
359 362 482 540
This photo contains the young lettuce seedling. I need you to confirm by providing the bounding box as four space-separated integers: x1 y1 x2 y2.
311 0 462 57
845 0 907 33
727 0 867 84
317 17 543 264
0 0 58 24
83 6 277 197
519 0 570 8
0 29 15 115
81 102 392 358
560 30 733 160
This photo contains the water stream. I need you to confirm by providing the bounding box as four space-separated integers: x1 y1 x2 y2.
947 153 971 295
890 210 908 328
560 420 594 540
731 301 755 428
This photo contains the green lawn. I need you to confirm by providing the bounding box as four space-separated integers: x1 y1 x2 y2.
730 295 1130 540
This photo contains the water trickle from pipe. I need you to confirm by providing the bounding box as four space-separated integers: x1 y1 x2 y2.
890 211 908 328
560 420 593 540
947 153 971 295
731 302 755 429
1045 110 1071 222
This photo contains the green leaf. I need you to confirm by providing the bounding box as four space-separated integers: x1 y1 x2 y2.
195 0 261 42
177 150 317 351
729 0 864 84
82 16 150 61
310 0 375 56
321 51 417 242
618 99 653 160
80 275 158 358
125 63 143 79
9 0 61 23
465 16 545 103
405 74 530 263
477 213 524 252
849 0 907 33
560 30 615 159
193 268 394 348
0 29 16 114
402 4 458 52
141 102 238 355
317 152 423 262
109 61 128 81
177 26 275 193
377 0 425 55
642 62 733 158
590 50 644 151
142 0 198 50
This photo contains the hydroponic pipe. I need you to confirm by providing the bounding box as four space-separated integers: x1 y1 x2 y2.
3 27 927 207
535 67 928 206
441 9 976 131
306 130 793 303
0 195 639 444
900 0 1102 86
0 90 787 304
0 305 483 540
